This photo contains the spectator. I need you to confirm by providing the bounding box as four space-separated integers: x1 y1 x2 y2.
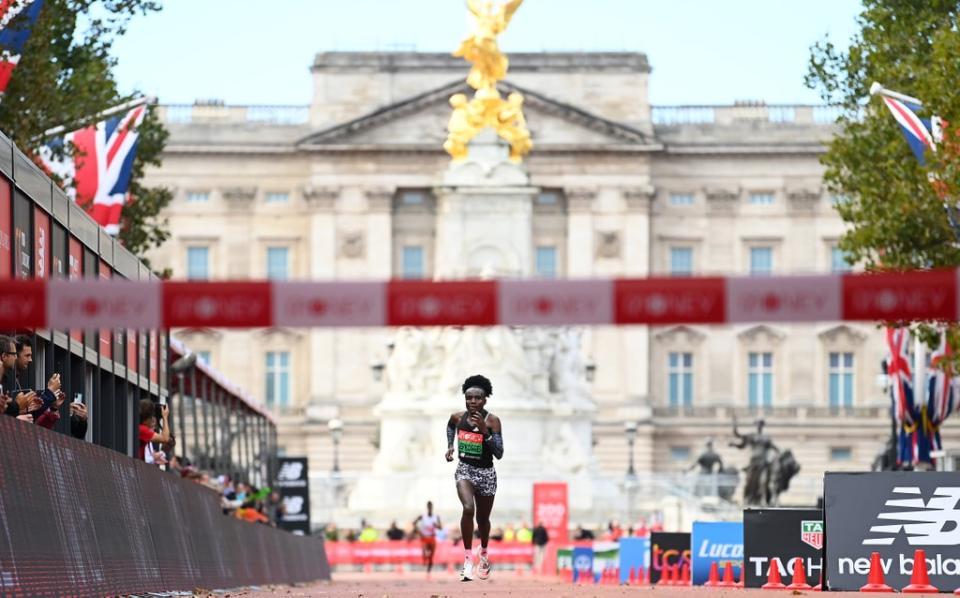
138 399 170 461
503 524 516 542
490 526 504 542
0 335 19 416
345 529 358 543
386 520 405 541
358 519 378 542
1 334 32 394
517 521 533 543
267 491 284 527
69 401 88 440
532 522 549 573
324 523 339 542
574 525 594 540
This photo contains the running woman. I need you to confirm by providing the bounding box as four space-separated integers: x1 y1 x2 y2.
445 374 503 582
413 501 442 578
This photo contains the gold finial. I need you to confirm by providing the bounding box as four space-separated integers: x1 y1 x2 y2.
445 0 532 163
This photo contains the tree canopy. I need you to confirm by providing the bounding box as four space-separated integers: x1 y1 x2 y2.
0 0 170 263
806 0 960 351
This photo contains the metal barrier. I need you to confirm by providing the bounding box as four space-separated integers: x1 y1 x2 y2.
0 415 329 595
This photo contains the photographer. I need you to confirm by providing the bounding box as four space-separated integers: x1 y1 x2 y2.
137 399 170 462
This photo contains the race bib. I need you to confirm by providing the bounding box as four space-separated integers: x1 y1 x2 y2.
457 429 483 458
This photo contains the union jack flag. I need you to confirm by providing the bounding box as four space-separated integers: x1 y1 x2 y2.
885 327 919 464
926 331 955 455
877 91 942 165
38 104 147 235
0 0 43 96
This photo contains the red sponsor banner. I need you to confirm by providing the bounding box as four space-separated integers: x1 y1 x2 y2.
842 269 957 322
33 208 49 280
149 330 158 384
726 275 842 323
47 279 161 330
0 179 10 279
614 277 726 325
0 280 45 328
499 280 613 325
533 482 569 553
68 237 83 342
387 280 497 326
98 262 112 359
272 281 385 327
323 541 533 566
127 328 137 374
162 282 272 328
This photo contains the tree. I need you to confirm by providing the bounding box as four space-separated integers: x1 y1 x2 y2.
805 0 960 351
0 0 170 263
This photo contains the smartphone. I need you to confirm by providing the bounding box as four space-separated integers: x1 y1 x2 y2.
73 394 83 404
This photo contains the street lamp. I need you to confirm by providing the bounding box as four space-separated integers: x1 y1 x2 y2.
370 361 385 382
624 421 638 478
328 418 344 474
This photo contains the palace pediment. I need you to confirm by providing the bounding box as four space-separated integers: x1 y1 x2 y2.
298 80 661 151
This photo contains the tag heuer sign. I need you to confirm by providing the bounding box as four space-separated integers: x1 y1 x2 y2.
801 520 823 550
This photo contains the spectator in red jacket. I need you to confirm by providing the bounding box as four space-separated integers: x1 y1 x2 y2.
138 398 170 461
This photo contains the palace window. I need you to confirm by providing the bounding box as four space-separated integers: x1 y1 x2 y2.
265 351 291 408
828 351 854 408
830 447 853 461
266 247 289 280
669 446 691 462
747 351 773 407
748 192 775 205
186 246 209 280
186 191 209 203
669 247 693 276
831 246 851 273
669 193 695 206
401 245 425 279
535 246 558 278
749 247 773 276
265 192 289 204
668 352 693 407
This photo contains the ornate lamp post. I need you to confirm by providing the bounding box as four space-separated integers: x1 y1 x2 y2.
585 359 597 383
624 421 640 526
328 418 344 474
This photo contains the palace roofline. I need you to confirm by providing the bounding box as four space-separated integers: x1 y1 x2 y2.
311 51 651 73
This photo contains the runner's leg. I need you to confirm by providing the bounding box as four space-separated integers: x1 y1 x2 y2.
475 494 495 549
426 541 434 573
457 480 476 551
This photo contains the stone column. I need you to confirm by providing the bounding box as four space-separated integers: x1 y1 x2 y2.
566 188 596 276
221 186 257 278
622 186 655 410
364 187 393 278
304 186 339 402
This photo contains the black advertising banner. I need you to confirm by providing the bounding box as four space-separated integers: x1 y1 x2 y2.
650 531 691 584
743 508 823 588
825 472 960 591
276 457 311 535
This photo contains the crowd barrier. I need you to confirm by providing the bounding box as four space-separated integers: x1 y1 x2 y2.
325 540 533 566
0 269 955 329
0 416 330 596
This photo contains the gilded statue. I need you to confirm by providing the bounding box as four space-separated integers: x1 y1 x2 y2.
446 0 532 163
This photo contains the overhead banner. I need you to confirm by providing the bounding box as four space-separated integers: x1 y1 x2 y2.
650 531 690 584
276 457 310 535
691 521 743 585
744 508 823 588
824 472 960 591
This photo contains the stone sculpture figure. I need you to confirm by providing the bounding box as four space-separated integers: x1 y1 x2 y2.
729 418 800 506
454 0 524 90
446 0 532 163
688 438 724 498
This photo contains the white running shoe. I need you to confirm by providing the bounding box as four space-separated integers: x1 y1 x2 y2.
461 555 474 581
477 552 491 580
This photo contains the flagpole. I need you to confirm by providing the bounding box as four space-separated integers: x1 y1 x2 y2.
39 95 154 140
869 82 922 105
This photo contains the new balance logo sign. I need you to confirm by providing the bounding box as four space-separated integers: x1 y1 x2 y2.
863 486 960 546
283 496 304 515
277 461 303 482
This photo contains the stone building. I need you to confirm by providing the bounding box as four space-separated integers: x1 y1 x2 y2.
144 52 924 524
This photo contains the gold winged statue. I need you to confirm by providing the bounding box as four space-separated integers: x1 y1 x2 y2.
445 0 532 163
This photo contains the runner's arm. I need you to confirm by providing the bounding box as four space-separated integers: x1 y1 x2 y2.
485 415 504 459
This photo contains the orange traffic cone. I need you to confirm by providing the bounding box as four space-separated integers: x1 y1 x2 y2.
786 558 812 591
447 561 455 575
644 565 651 585
762 557 786 590
860 551 893 592
902 549 938 593
660 563 673 585
720 562 737 588
628 567 636 585
681 563 691 585
704 561 721 587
